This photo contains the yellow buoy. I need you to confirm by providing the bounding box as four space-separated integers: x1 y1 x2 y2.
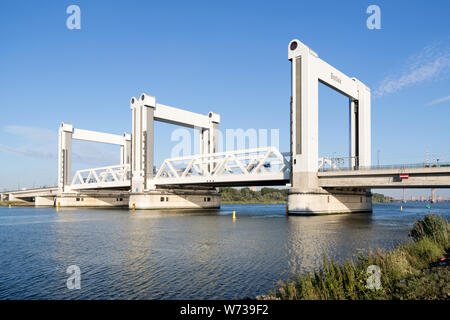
400 206 403 212
232 210 236 220
132 203 135 211
57 202 60 212
8 204 11 208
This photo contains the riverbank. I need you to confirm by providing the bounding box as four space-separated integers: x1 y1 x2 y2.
219 187 393 204
0 201 34 207
260 214 449 300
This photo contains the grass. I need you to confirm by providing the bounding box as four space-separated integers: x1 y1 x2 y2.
259 214 449 300
0 201 34 207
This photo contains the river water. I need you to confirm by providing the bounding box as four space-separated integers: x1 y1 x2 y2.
0 202 449 299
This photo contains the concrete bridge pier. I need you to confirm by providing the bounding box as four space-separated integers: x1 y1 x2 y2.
288 179 372 215
55 191 129 208
288 172 372 215
35 196 55 207
129 188 220 210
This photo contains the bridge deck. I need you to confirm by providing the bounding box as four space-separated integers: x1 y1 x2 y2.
4 162 450 196
3 187 59 198
318 166 450 188
154 173 290 188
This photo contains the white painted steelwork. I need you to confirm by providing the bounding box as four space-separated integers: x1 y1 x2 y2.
58 123 131 192
288 39 371 182
130 93 220 192
151 147 290 187
70 164 131 190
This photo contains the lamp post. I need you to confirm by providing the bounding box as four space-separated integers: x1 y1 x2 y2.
377 149 380 167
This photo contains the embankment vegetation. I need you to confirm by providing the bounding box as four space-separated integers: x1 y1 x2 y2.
372 193 395 203
220 187 393 204
220 187 288 204
0 201 34 207
259 214 449 300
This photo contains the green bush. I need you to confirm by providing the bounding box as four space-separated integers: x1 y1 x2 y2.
403 238 444 269
219 187 287 203
263 214 449 300
408 214 448 247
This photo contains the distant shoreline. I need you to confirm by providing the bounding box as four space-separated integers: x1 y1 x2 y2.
0 201 34 207
1 199 446 207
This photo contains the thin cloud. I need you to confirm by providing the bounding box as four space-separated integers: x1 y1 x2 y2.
0 144 56 160
1 125 57 160
374 39 450 97
1 125 120 167
4 125 56 142
427 94 450 106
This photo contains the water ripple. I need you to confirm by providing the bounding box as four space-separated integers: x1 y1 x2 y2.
0 203 448 299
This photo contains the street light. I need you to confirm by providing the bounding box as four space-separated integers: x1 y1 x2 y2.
377 149 380 167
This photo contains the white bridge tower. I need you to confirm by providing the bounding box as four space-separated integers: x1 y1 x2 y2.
287 39 372 214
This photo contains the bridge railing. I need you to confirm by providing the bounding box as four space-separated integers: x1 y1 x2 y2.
153 147 290 183
70 164 131 189
319 161 450 172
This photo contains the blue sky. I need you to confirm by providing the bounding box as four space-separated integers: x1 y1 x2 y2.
0 0 449 197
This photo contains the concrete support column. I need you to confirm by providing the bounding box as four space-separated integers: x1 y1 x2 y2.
200 128 209 174
209 121 219 173
354 80 371 168
210 122 219 153
131 94 155 192
121 133 132 166
288 39 320 196
58 123 73 192
349 99 358 169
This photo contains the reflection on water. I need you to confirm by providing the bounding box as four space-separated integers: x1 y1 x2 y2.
0 202 448 299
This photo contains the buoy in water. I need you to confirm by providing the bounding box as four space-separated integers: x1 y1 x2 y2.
232 210 236 220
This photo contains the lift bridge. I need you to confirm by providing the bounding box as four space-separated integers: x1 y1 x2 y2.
3 39 450 214
69 147 290 190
